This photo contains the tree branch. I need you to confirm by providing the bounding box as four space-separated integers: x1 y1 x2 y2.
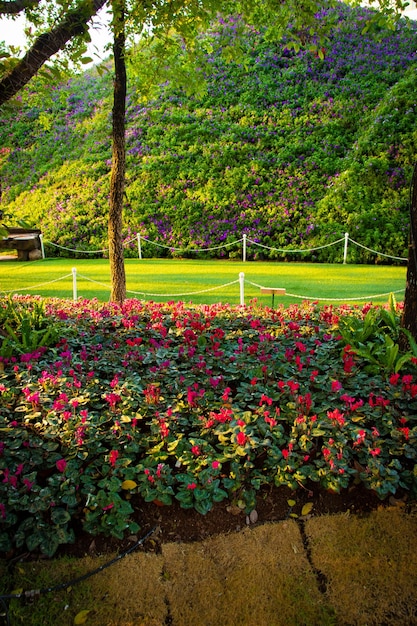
0 0 40 15
0 0 108 105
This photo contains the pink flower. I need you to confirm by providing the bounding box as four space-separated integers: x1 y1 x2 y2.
331 380 342 393
105 392 121 409
23 478 33 491
102 503 114 511
15 464 24 476
110 374 119 388
191 445 201 456
369 448 381 456
211 460 220 469
56 459 67 473
187 482 197 490
187 386 198 406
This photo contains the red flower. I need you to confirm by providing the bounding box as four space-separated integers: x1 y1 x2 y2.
109 450 119 467
236 431 247 446
327 408 345 427
310 370 319 382
187 482 197 490
398 427 410 440
389 373 400 386
222 387 232 402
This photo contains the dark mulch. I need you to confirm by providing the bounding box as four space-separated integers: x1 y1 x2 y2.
52 483 405 561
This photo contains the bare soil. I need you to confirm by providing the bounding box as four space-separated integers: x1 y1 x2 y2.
56 483 400 560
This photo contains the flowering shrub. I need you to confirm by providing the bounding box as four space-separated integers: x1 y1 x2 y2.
1 295 417 556
1 4 417 260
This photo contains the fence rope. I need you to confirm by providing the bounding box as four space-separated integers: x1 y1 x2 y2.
348 237 407 261
245 236 346 253
46 241 109 254
76 273 112 289
244 279 403 302
138 236 243 253
39 234 407 262
283 289 404 302
1 274 73 294
77 272 240 298
0 270 404 302
126 279 240 298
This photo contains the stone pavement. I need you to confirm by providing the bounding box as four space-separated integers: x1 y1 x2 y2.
18 506 416 626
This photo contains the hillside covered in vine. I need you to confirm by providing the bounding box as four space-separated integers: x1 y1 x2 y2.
1 2 416 262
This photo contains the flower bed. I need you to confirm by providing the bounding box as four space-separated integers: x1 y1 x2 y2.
1 295 416 556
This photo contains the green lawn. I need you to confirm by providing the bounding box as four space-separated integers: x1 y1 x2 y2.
0 257 406 306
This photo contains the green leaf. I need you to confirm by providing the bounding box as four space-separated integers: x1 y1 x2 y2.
311 429 326 437
51 508 71 525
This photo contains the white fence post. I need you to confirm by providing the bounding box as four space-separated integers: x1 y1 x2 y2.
137 234 142 259
243 234 247 262
39 234 45 259
239 272 245 305
343 232 349 264
72 267 77 301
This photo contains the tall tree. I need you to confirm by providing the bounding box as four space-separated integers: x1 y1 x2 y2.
109 0 127 303
400 163 417 344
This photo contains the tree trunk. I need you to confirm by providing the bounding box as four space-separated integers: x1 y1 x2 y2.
400 162 417 346
108 0 127 303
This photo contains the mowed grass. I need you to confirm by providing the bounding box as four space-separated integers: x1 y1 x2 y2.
0 257 406 306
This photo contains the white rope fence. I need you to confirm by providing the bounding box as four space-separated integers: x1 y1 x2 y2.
42 232 407 264
0 268 404 306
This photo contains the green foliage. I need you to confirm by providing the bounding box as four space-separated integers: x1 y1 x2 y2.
0 4 416 260
0 295 62 357
337 293 412 373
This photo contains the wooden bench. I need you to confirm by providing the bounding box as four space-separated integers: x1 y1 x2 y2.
260 287 286 308
0 228 42 261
